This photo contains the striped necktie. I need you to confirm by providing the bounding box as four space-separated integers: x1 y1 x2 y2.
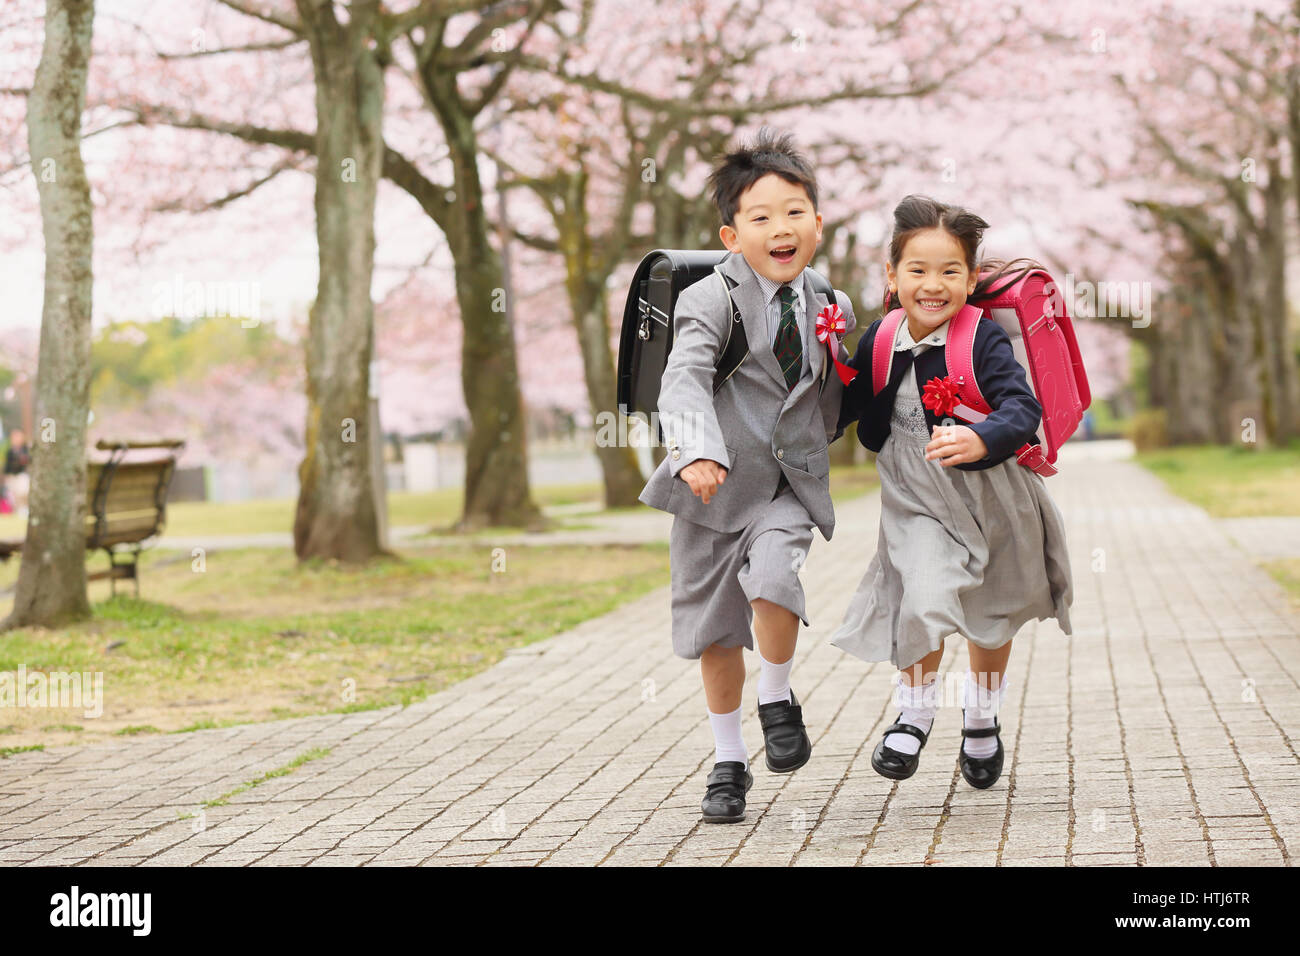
773 284 801 391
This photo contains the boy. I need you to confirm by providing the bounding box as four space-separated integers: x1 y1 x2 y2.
638 127 858 822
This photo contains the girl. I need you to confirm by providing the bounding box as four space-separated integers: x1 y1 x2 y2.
831 195 1073 789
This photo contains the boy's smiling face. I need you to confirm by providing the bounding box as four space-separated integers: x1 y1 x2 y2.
719 173 822 284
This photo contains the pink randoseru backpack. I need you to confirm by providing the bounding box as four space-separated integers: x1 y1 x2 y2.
872 269 1091 476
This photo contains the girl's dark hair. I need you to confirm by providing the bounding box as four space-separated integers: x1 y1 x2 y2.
882 194 1042 312
707 126 819 228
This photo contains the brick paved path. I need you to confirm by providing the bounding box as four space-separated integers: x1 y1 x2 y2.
0 449 1296 866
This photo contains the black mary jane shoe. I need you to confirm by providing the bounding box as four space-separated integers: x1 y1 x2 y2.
701 761 753 823
757 689 812 773
870 714 933 780
958 709 1005 789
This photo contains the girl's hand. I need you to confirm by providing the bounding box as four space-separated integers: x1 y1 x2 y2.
925 424 988 466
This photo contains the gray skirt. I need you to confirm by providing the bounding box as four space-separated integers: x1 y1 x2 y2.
830 415 1074 669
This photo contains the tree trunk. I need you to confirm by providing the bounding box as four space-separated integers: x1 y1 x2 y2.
1172 285 1217 444
292 0 386 562
819 225 872 466
5 0 96 630
1150 286 1206 445
1208 232 1265 445
1259 153 1298 443
574 288 645 506
558 170 643 507
424 78 540 531
1142 327 1166 415
1196 263 1236 443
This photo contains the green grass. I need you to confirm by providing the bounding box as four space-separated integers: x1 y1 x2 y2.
1136 442 1300 517
0 463 881 752
829 463 880 502
0 541 669 749
201 746 331 809
1263 559 1300 607
0 463 881 546
0 744 43 758
173 719 222 734
0 481 606 542
1088 400 1132 439
178 746 333 818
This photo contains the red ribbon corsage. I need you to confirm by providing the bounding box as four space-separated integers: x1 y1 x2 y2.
814 303 858 386
921 375 960 417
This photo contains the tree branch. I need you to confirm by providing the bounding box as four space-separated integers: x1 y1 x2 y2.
159 38 305 59
502 40 1000 119
507 226 559 253
126 99 456 228
447 0 533 64
126 102 316 151
152 155 304 213
1111 75 1253 220
213 0 302 34
464 1 549 119
381 144 453 227
379 0 488 42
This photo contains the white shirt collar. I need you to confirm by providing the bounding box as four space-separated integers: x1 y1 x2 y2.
753 269 803 309
894 316 949 352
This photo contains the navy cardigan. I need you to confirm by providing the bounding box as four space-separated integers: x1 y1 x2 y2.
837 316 1042 471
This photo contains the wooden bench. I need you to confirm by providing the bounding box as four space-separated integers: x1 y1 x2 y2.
0 439 184 597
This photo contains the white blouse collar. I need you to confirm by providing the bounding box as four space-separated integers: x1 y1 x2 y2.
893 316 950 352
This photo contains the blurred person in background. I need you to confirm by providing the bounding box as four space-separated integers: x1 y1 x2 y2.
4 427 31 516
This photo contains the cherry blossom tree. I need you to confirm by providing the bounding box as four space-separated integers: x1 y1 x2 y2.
4 0 97 629
480 0 1039 492
112 0 563 532
1057 0 1299 444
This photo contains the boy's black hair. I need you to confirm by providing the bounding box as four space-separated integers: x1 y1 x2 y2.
707 126 819 228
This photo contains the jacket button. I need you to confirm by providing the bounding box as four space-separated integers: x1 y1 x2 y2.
776 448 784 460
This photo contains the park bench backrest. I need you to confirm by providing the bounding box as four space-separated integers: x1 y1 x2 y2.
85 458 176 549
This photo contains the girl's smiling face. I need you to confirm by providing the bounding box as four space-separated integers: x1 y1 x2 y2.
885 228 978 342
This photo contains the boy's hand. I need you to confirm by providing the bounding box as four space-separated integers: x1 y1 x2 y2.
925 424 988 466
680 459 728 503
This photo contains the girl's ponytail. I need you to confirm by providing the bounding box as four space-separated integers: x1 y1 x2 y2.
970 257 1045 305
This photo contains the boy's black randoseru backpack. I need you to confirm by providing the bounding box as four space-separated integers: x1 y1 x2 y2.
617 249 834 438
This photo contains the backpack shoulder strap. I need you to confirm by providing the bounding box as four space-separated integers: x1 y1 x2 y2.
946 304 991 414
712 268 749 395
871 309 907 395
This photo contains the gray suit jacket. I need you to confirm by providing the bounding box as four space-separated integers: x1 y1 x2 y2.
638 250 858 539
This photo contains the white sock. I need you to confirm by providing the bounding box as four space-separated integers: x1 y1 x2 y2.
755 649 793 705
884 676 939 756
962 670 1009 759
708 706 748 767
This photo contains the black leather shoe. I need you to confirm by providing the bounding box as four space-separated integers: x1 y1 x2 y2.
959 709 1005 789
757 689 812 773
870 714 933 780
701 761 753 823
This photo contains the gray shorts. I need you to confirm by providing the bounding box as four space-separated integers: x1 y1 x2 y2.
667 480 816 659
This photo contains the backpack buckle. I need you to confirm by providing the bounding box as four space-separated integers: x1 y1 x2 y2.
1015 444 1057 476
